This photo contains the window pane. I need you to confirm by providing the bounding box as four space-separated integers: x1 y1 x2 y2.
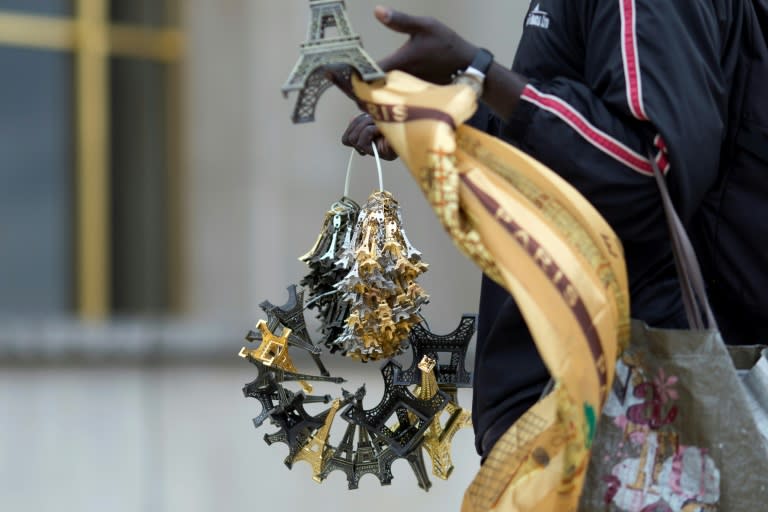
110 56 170 314
0 47 74 315
0 0 73 16
110 0 170 27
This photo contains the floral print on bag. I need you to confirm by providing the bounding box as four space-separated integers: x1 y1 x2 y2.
599 361 720 511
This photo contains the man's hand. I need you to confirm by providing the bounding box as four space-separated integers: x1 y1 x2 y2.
338 6 477 158
342 112 398 160
373 5 528 123
337 6 529 158
323 64 398 159
374 5 478 84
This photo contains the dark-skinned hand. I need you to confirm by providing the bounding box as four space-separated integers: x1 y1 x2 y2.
338 6 479 160
341 113 398 160
374 5 477 85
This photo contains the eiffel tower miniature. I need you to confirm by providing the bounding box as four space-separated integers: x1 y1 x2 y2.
342 360 448 456
394 314 476 389
282 0 385 123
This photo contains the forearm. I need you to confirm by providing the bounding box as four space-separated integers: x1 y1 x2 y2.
480 60 528 122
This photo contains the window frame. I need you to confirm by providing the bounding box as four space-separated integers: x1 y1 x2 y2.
0 0 183 318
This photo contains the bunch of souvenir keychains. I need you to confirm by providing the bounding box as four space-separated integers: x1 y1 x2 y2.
333 188 430 361
239 145 476 490
302 149 429 361
299 195 360 352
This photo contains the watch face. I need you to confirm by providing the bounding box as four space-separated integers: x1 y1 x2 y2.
454 74 483 97
465 68 486 80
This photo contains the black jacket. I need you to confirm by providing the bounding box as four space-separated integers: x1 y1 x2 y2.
472 0 747 457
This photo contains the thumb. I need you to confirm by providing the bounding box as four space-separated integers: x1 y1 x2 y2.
374 5 425 34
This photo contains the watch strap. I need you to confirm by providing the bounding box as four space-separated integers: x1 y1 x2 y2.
466 48 494 77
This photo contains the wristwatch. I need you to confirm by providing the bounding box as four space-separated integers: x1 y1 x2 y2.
454 48 494 97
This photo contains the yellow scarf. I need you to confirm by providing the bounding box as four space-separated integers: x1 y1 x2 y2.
350 71 630 511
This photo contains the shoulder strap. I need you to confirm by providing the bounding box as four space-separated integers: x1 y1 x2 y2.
650 154 719 330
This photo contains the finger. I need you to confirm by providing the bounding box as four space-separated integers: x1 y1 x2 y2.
341 113 369 147
377 44 408 73
374 5 426 35
323 63 358 101
347 115 375 150
356 125 382 156
376 138 398 161
343 114 378 153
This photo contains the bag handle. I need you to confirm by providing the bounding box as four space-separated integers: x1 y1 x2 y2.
540 154 717 402
344 142 384 197
650 154 718 331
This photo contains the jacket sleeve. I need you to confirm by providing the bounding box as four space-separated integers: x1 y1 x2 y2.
497 0 733 242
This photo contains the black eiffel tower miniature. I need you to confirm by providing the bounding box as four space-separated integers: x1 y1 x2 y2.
394 315 476 389
239 349 345 391
264 385 365 469
242 372 331 428
342 360 448 456
257 284 330 376
282 0 384 123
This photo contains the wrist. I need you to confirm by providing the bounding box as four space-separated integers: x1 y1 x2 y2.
454 47 495 97
456 41 479 70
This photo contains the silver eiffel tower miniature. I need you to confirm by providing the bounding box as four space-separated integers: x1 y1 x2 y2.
282 0 385 123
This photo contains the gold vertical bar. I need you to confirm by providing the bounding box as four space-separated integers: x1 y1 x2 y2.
76 0 110 318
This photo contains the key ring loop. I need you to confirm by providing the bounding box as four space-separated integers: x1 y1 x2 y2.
344 141 384 198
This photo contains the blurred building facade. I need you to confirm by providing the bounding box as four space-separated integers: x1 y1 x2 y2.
0 1 525 510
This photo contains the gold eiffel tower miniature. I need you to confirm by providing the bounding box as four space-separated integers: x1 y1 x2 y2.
239 319 313 393
423 400 472 479
413 356 439 404
413 355 472 480
290 398 343 481
282 0 385 123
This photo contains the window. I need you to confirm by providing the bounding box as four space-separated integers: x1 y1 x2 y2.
0 47 75 315
0 0 74 17
0 1 183 317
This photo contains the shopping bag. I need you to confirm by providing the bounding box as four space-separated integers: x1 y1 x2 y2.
576 156 768 511
727 344 768 450
577 322 768 510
